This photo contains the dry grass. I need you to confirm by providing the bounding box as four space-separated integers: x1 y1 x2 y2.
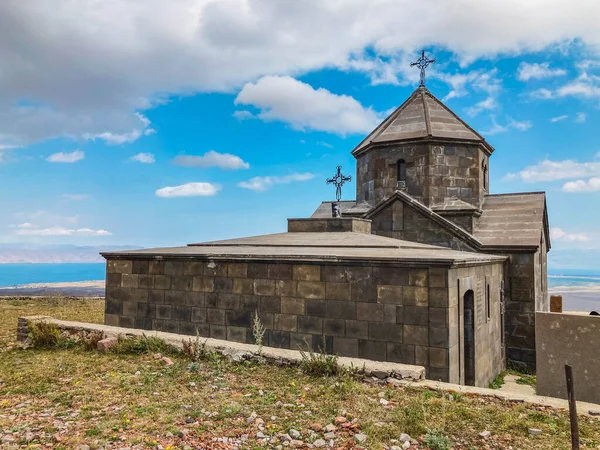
1 297 599 449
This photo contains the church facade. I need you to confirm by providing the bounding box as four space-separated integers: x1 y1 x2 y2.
101 85 549 387
311 87 550 370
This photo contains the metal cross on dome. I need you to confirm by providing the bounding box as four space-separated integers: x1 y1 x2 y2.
327 166 351 202
410 50 436 87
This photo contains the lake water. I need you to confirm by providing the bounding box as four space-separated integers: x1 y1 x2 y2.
0 263 105 287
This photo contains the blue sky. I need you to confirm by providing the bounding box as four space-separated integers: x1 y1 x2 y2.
0 1 599 269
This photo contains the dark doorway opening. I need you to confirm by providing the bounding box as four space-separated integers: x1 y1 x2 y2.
463 289 475 386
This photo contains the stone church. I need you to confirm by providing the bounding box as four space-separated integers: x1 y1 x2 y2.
102 85 549 387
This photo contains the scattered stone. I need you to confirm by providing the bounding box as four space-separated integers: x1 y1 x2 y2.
290 439 304 447
402 441 411 449
280 434 292 442
97 337 117 352
255 418 265 426
313 439 327 448
390 446 401 450
323 432 336 440
309 423 322 432
165 432 174 438
161 356 174 365
289 429 301 439
354 433 368 444
334 416 347 424
589 410 600 416
325 424 337 432
528 428 542 435
379 398 389 406
75 446 90 450
399 433 410 442
256 431 266 439
479 430 491 438
372 370 388 379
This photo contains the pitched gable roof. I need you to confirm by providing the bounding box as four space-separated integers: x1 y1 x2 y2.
474 192 550 250
352 86 494 156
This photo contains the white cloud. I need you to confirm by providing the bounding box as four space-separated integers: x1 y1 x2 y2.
530 88 554 99
3 1 600 147
482 116 532 135
173 150 249 170
508 118 533 131
504 159 600 182
130 152 155 163
238 173 315 192
517 62 567 81
551 227 589 242
9 222 35 229
62 194 88 200
46 150 84 163
466 97 496 116
575 112 587 123
562 177 600 192
550 115 568 122
16 227 111 236
156 182 221 198
232 110 256 120
234 76 381 135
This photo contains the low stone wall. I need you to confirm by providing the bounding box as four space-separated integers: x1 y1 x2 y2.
17 315 426 381
536 312 600 404
104 258 456 380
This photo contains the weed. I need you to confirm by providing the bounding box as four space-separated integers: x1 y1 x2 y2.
516 374 536 388
112 334 172 355
28 321 60 348
489 371 506 389
182 332 209 361
252 310 265 354
80 330 104 351
423 429 452 450
299 339 340 377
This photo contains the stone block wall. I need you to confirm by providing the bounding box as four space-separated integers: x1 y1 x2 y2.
369 199 477 252
104 257 478 381
355 143 487 209
536 312 600 404
448 263 504 387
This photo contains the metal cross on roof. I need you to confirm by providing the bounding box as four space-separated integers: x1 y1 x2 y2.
327 165 351 202
410 50 436 87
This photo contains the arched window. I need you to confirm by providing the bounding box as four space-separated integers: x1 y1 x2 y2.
397 159 406 182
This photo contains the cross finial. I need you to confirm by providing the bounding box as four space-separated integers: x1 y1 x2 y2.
410 50 436 87
326 165 351 202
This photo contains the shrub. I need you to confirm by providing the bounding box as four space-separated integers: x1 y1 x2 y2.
423 429 452 450
182 333 210 361
299 339 340 377
80 330 104 351
113 335 171 355
29 321 61 348
489 371 506 389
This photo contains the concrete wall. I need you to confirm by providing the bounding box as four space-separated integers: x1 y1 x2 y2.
355 143 487 209
105 257 500 382
536 312 600 404
369 198 477 252
448 263 504 387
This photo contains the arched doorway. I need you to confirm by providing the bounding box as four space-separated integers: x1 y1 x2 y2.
463 289 475 386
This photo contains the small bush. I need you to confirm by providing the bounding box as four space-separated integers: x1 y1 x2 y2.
80 331 104 351
182 333 209 361
29 321 61 348
299 339 340 377
423 429 452 450
113 335 171 355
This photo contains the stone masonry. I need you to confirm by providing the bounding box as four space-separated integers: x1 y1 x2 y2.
104 256 503 383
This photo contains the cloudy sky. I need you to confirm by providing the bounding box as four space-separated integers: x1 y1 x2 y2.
1 0 599 269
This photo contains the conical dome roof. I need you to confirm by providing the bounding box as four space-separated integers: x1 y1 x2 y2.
352 86 494 155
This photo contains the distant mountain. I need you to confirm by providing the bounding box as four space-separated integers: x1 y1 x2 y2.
0 244 142 263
